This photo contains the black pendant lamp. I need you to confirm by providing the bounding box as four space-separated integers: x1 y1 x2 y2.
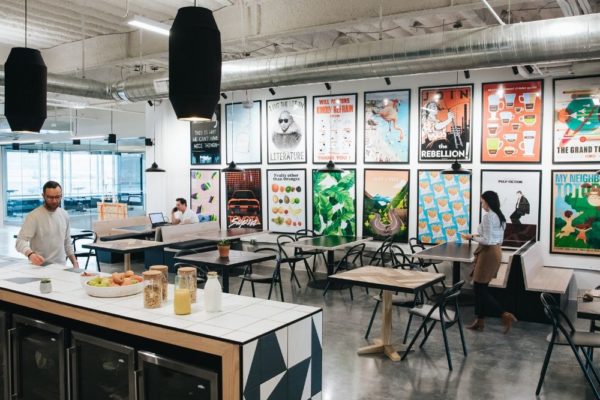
145 103 165 173
441 159 471 175
5 0 47 133
318 160 344 173
169 6 221 121
222 161 244 173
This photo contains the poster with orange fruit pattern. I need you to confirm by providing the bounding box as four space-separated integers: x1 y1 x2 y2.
417 170 471 244
267 169 307 233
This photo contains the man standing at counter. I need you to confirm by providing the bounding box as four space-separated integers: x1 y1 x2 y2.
15 181 78 267
171 197 198 225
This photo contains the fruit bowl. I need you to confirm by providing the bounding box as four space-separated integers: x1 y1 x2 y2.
81 272 144 298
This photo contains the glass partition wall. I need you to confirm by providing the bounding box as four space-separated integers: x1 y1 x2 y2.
3 138 146 230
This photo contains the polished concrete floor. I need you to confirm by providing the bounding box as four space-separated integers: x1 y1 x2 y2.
1 224 597 399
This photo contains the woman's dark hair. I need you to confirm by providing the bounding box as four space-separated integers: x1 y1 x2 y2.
481 190 506 227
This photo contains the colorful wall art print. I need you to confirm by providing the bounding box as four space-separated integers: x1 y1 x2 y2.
225 101 262 164
312 169 356 236
481 80 543 163
225 168 262 229
553 76 600 163
267 170 307 233
191 107 220 164
419 85 473 162
551 170 600 256
267 97 307 164
480 170 541 247
364 90 410 163
363 169 409 242
313 94 357 163
417 170 471 244
190 169 220 223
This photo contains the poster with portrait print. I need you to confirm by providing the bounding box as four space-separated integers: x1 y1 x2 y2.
267 97 306 164
363 169 409 242
480 170 541 248
419 85 473 162
364 90 410 163
553 76 600 163
267 169 307 233
225 168 262 229
551 170 600 256
313 94 357 163
190 169 220 224
225 101 261 164
417 170 471 244
190 107 221 165
481 81 543 163
312 169 356 236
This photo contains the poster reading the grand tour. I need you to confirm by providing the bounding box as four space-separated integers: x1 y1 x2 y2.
267 97 306 164
267 169 307 233
313 94 357 164
225 168 262 229
190 169 220 224
364 90 410 163
363 169 409 242
553 76 600 163
551 170 600 256
419 85 473 162
312 169 356 236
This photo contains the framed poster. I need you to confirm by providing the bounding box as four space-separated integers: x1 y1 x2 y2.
417 170 471 244
480 170 541 247
363 169 409 242
364 89 410 163
312 169 356 235
190 169 220 223
225 168 262 229
266 97 306 164
266 169 307 233
551 170 600 256
419 85 473 162
553 76 600 163
481 80 543 163
190 107 221 165
225 101 262 164
313 93 357 164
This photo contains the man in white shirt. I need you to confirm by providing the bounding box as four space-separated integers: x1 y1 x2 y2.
171 198 198 225
15 181 78 267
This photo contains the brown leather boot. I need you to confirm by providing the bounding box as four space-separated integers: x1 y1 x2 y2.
466 318 484 331
501 312 517 334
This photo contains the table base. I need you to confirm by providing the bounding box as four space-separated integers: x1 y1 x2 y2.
357 339 405 362
307 278 352 291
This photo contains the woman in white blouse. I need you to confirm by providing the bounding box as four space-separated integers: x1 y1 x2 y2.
462 191 516 334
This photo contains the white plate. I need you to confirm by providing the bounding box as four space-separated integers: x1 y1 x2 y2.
82 278 143 298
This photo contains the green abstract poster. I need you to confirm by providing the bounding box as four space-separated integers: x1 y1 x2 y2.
312 169 356 235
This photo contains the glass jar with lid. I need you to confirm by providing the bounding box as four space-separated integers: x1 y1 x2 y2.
149 265 168 300
176 266 197 303
143 270 163 309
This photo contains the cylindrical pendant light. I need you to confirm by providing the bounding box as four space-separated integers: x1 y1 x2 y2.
169 6 221 122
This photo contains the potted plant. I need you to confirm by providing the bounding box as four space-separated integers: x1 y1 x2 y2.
217 240 231 258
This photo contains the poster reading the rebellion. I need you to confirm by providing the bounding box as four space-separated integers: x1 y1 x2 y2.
363 169 409 242
364 90 410 163
225 168 262 229
190 107 220 165
190 169 220 224
417 170 471 244
312 169 356 236
551 170 600 256
480 170 541 247
553 76 600 163
419 85 473 162
313 94 357 164
481 80 543 163
225 101 262 164
267 169 307 233
266 97 306 164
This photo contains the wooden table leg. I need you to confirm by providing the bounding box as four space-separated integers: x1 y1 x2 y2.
357 290 401 362
124 253 131 272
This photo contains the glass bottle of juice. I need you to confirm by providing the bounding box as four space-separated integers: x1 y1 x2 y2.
173 275 192 315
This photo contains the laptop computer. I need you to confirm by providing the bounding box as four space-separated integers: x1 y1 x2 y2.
149 212 171 228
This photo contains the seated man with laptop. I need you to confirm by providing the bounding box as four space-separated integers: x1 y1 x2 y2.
171 198 198 225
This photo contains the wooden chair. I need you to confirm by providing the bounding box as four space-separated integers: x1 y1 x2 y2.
401 281 467 371
237 248 284 301
323 243 365 299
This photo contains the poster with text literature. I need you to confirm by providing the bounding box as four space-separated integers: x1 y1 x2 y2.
225 168 262 229
313 94 357 164
190 169 220 224
267 170 307 233
267 97 307 164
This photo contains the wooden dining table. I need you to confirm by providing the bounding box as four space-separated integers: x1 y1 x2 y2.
329 266 445 361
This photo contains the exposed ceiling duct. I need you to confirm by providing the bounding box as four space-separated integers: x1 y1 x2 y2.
1 14 600 102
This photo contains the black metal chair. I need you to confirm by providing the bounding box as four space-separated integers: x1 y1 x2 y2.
401 280 467 371
173 249 210 286
323 243 365 299
409 237 446 289
367 235 395 266
295 229 327 275
74 231 98 271
536 292 600 399
237 248 284 301
276 234 312 288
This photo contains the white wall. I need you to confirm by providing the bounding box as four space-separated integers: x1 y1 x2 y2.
148 67 600 295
